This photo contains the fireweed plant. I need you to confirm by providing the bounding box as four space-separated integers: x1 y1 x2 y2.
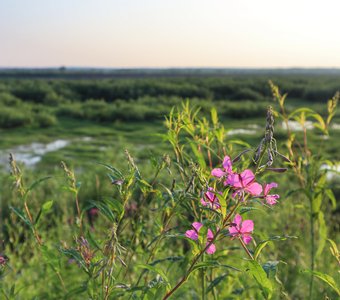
2 97 339 299
162 105 291 300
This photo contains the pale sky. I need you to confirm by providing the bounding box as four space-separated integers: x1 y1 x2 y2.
1 0 340 68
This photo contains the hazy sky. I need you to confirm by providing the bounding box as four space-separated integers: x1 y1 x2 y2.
1 0 340 68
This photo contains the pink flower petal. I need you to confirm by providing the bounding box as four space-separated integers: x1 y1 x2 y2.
264 182 278 195
185 229 198 240
222 156 232 173
240 170 255 187
226 173 242 188
240 220 254 233
207 229 214 240
192 222 203 232
206 243 216 254
200 198 207 206
229 226 239 236
265 194 280 205
245 182 263 196
205 189 215 202
242 235 252 244
233 214 242 227
211 168 226 178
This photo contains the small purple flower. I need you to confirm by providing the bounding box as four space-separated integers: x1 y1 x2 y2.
185 222 203 240
0 254 8 266
185 222 216 254
262 182 280 205
211 156 233 178
226 170 262 198
229 214 254 244
89 207 99 216
205 229 216 254
200 187 221 210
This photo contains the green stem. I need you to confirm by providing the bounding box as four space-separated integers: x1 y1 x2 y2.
238 237 254 260
162 235 217 300
201 253 206 300
163 200 240 299
309 200 315 299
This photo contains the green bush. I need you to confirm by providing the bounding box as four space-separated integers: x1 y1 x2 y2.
0 92 22 106
34 112 58 128
0 107 32 128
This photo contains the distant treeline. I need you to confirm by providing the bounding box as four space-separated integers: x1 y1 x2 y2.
0 75 339 128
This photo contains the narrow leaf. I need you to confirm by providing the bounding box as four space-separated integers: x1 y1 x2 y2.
247 260 273 299
301 269 340 295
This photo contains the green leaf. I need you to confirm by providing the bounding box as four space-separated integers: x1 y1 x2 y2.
211 107 218 126
288 107 315 119
35 200 54 225
198 226 208 246
190 261 239 278
325 189 337 210
138 179 152 188
316 211 327 258
188 140 206 169
42 200 54 212
186 237 200 256
149 256 183 266
301 269 340 295
206 273 229 293
239 206 263 215
328 238 339 259
137 264 171 289
58 247 89 273
107 198 124 220
25 176 52 197
89 201 115 223
96 162 123 178
254 236 298 260
247 260 273 299
312 194 322 214
262 261 280 279
217 194 227 218
310 113 326 133
9 206 32 228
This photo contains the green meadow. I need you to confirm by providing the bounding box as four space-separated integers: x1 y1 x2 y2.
0 70 339 299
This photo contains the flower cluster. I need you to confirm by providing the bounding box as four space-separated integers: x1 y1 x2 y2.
185 155 280 254
212 155 280 205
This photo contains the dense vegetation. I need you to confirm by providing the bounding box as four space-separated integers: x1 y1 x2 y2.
1 73 340 128
0 71 339 299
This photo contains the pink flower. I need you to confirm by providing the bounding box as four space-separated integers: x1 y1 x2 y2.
211 156 233 178
229 214 254 244
205 229 216 254
0 255 8 266
185 222 216 254
226 169 262 198
89 207 99 216
262 182 280 205
200 187 221 210
185 222 203 240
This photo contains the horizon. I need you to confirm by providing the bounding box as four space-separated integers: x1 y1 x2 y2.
2 66 340 70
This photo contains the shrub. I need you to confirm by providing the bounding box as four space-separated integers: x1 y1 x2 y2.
34 112 58 128
0 107 32 128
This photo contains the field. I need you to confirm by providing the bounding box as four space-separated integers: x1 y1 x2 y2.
0 69 339 299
